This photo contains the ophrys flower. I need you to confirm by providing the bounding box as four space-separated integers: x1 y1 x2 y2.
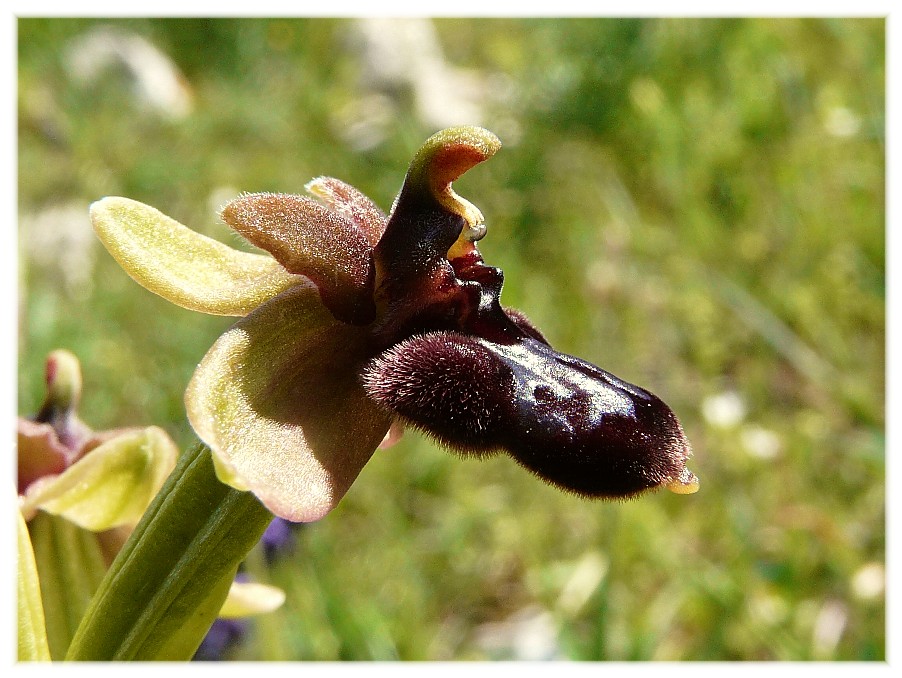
91 126 698 523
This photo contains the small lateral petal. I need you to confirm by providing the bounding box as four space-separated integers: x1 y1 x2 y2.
222 193 377 325
305 176 387 247
20 426 178 530
185 284 392 523
91 197 300 316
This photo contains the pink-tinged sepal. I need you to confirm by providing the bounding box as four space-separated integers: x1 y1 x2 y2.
222 193 377 325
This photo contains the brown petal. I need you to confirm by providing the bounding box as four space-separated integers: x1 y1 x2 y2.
222 193 377 325
305 176 387 247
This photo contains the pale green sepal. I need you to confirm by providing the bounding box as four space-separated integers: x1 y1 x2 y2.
91 196 300 316
211 450 249 492
219 580 286 618
185 285 392 522
17 507 51 662
21 426 178 531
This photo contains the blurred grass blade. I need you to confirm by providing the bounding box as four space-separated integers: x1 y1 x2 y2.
17 508 51 662
712 272 833 383
29 512 107 659
65 441 273 661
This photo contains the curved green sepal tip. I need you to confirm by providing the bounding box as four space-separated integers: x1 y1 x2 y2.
404 126 500 224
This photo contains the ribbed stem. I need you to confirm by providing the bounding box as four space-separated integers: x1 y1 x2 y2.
66 440 273 660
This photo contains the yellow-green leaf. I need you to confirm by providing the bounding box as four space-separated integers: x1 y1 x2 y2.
17 508 51 662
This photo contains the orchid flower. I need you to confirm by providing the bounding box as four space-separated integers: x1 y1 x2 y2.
90 126 698 525
17 349 179 660
18 349 178 530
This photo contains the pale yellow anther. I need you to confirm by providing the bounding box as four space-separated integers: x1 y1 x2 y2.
665 467 700 495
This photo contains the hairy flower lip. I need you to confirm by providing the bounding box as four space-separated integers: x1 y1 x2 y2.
363 330 695 500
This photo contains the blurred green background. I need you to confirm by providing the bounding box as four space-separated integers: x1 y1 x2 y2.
17 18 884 660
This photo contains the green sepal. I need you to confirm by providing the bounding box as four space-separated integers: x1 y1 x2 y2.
91 197 299 317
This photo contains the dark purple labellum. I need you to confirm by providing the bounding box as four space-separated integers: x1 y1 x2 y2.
364 328 692 499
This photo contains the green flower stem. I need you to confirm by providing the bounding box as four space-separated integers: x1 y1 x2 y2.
29 512 107 659
65 440 273 661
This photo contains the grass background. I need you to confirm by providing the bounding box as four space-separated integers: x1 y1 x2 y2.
17 17 884 661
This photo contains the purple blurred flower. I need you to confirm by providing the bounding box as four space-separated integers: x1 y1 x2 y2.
193 618 248 662
260 516 302 563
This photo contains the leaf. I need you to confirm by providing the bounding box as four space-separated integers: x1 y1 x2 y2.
150 570 236 661
28 512 107 659
66 443 274 660
17 508 51 662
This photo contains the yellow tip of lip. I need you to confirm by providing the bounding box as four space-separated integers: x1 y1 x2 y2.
666 469 700 495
